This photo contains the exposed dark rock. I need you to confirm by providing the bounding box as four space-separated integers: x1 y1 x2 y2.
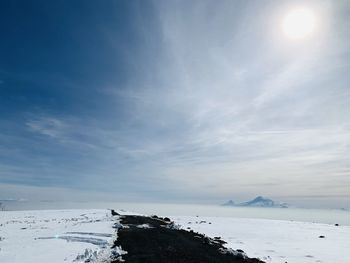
111 210 120 216
112 215 264 263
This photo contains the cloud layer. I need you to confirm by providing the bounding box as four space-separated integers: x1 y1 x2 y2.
0 0 349 207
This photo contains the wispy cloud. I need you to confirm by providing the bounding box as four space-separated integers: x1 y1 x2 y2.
1 0 349 207
27 117 68 139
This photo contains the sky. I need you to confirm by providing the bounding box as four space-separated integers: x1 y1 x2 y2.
0 0 349 208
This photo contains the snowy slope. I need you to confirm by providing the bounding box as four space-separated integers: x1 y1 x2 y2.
1 209 349 263
172 216 350 263
0 209 125 263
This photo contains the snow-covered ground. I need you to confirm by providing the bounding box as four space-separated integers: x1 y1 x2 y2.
0 209 123 263
172 216 350 263
1 209 349 263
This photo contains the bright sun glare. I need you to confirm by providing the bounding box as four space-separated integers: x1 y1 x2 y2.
282 8 316 39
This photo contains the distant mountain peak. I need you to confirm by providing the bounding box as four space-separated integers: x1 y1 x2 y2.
222 196 288 208
241 196 275 207
222 200 235 206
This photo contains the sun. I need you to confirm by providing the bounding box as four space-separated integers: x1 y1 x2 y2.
282 8 316 39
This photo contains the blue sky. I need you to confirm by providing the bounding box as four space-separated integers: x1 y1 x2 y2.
1 0 349 207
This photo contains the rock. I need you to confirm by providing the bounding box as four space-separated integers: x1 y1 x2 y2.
319 235 325 238
111 209 120 216
114 214 264 263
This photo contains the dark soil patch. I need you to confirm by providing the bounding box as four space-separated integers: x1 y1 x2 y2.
112 215 264 263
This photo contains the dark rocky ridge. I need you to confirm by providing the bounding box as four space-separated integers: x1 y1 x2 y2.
112 215 264 263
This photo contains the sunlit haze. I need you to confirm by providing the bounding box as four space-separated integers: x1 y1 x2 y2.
282 8 316 39
0 0 349 209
